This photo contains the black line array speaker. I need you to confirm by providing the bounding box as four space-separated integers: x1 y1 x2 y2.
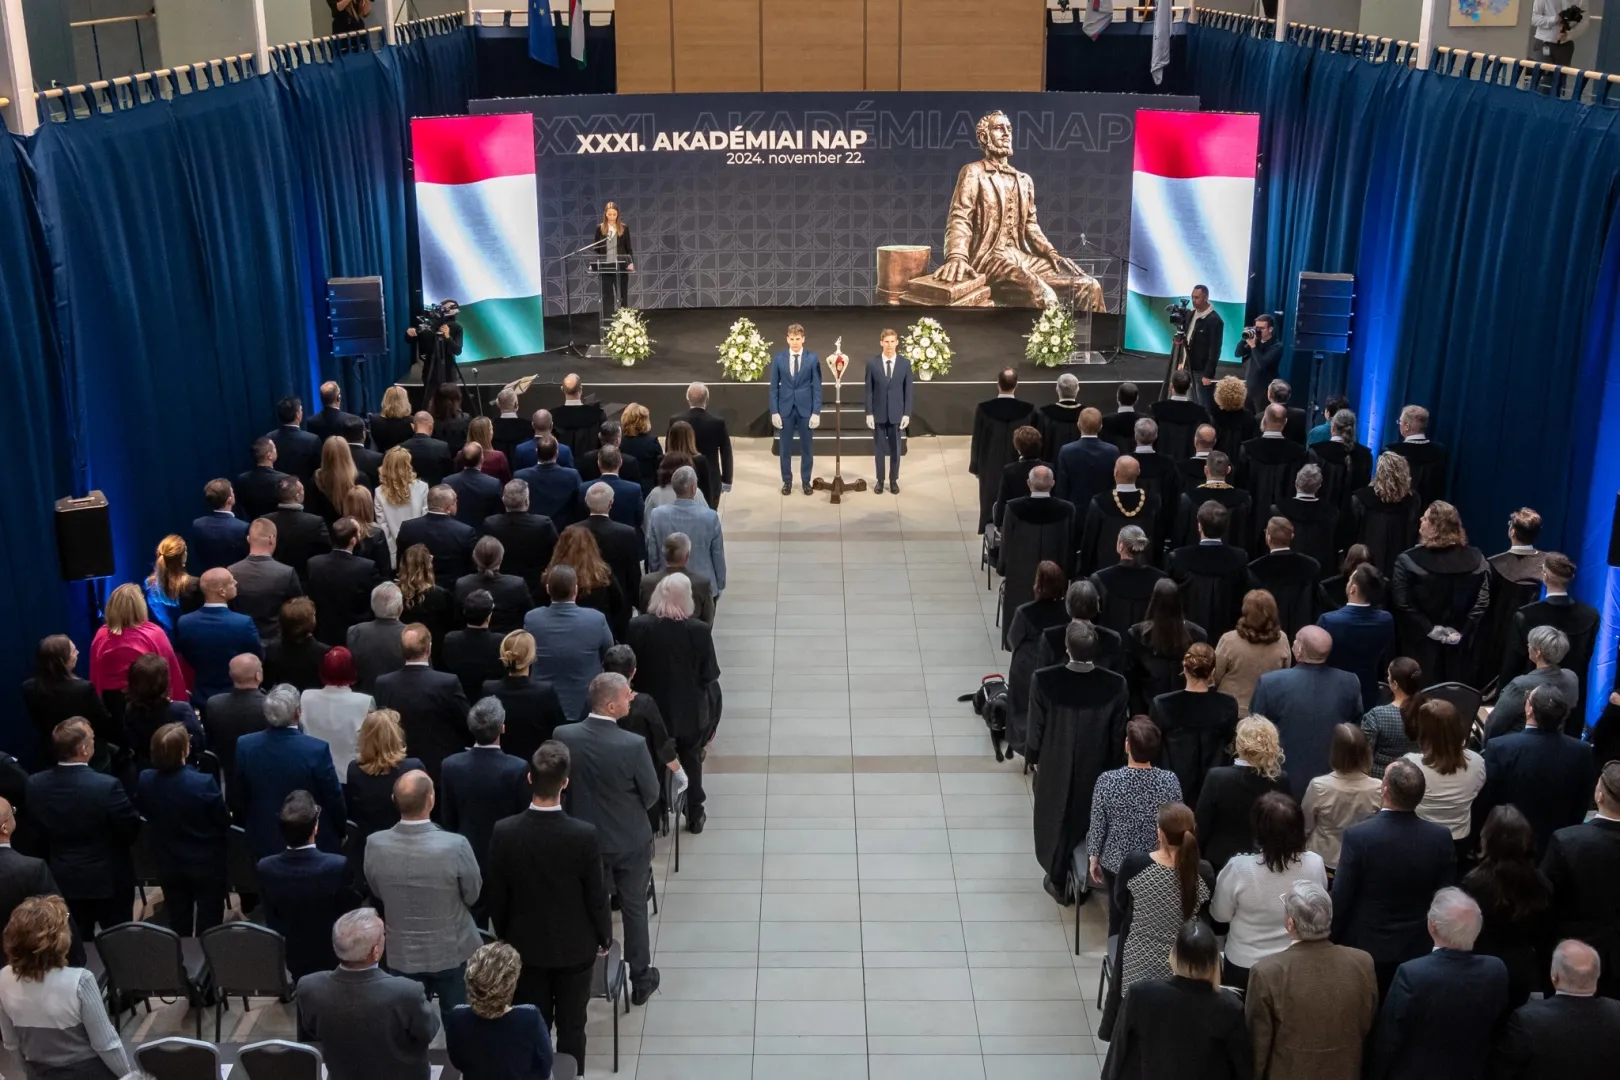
1294 272 1355 354
55 492 115 581
328 276 387 355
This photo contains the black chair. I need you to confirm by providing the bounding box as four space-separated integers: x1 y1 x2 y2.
198 923 294 1040
552 1051 580 1080
130 820 162 908
1095 934 1118 1009
237 1039 323 1080
1424 681 1484 745
135 1036 220 1080
95 921 208 1037
592 939 629 1072
227 824 258 902
198 749 223 783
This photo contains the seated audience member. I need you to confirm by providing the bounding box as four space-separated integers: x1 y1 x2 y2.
1540 761 1620 998
1174 449 1252 551
446 442 504 527
1249 626 1363 802
1148 642 1238 807
483 479 561 600
257 790 361 979
232 684 347 861
1476 686 1597 854
1486 626 1580 741
1211 588 1292 717
264 596 331 693
523 565 613 721
1498 552 1600 725
135 722 230 936
263 477 332 582
1196 714 1291 873
344 710 424 852
398 410 455 487
306 516 383 646
143 535 201 635
1460 806 1554 1008
296 908 441 1080
1054 412 1115 522
397 485 479 585
1247 882 1378 1080
1315 563 1394 706
1403 699 1485 848
1361 656 1425 778
1331 759 1457 998
445 941 556 1080
439 697 531 883
122 652 206 770
1087 717 1184 934
456 537 533 635
229 521 304 645
373 623 470 784
22 635 112 771
1124 578 1207 715
1100 919 1248 1080
175 566 262 703
88 581 188 700
1079 456 1159 577
192 478 251 570
1247 517 1324 638
1382 404 1449 508
482 631 568 768
1391 500 1489 685
443 590 509 703
640 532 717 625
1491 940 1620 1079
374 446 430 567
0 895 132 1079
1166 500 1250 641
298 646 374 780
1211 791 1328 991
1301 724 1382 875
203 654 267 785
348 582 407 694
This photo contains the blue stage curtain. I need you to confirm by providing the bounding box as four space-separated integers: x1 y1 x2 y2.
388 25 477 121
30 75 312 588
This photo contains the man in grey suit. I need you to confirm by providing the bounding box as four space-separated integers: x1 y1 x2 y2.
645 466 726 599
229 519 304 642
295 908 439 1080
555 673 663 1004
1249 625 1364 800
363 770 483 1028
639 532 716 624
346 582 405 694
523 565 613 720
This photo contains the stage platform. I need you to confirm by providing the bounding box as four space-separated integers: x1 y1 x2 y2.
409 306 1170 437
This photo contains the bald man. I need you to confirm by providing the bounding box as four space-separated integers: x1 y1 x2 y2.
0 796 82 965
397 410 455 486
1235 402 1307 552
203 654 268 785
512 408 575 471
372 625 470 783
1493 940 1620 1077
175 567 263 703
307 380 360 444
1079 455 1162 576
1249 624 1364 800
551 373 606 459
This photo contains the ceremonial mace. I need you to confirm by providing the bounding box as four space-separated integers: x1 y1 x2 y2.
812 337 867 504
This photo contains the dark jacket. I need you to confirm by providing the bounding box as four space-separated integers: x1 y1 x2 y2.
626 616 722 741
1367 947 1509 1080
551 402 606 459
669 407 733 492
1236 436 1306 550
486 808 612 967
396 512 477 585
1391 544 1490 684
397 432 455 487
345 757 425 842
482 512 560 598
1056 437 1120 517
263 507 331 582
1247 549 1325 639
1316 603 1397 708
1149 398 1211 460
439 747 531 875
1500 595 1602 725
25 764 142 899
621 433 664 496
296 964 440 1080
1249 663 1364 802
191 511 251 571
175 604 263 703
1274 495 1340 575
970 396 1038 532
369 414 414 454
1035 401 1084 462
307 407 360 447
1183 307 1225 376
445 466 504 527
452 573 532 635
201 687 267 785
347 618 405 695
581 516 643 632
307 549 382 646
373 665 471 782
1308 439 1374 512
135 766 230 879
235 465 291 520
264 636 331 694
1540 816 1620 997
993 456 1044 529
229 554 305 642
22 677 112 770
1331 810 1456 964
1091 562 1168 639
0 846 63 945
513 463 584 529
1194 764 1290 873
1490 992 1620 1080
232 726 347 860
581 473 645 531
1167 542 1251 641
482 675 569 768
269 424 323 482
1102 974 1251 1080
1148 689 1238 808
1476 726 1597 854
1383 439 1449 509
441 627 508 703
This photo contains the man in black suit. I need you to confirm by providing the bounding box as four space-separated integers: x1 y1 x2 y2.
1178 284 1224 409
306 517 382 646
1366 887 1509 1080
1494 941 1620 1077
0 796 66 940
445 443 504 526
1541 761 1620 997
491 388 532 460
670 381 734 500
1500 553 1600 725
236 437 290 521
1383 403 1449 509
580 484 643 629
263 477 331 582
1035 372 1084 463
269 395 323 482
454 538 533 635
484 480 560 600
229 519 305 642
1099 382 1141 452
343 415 384 488
192 478 251 571
1167 500 1251 641
442 590 508 702
1078 456 1159 576
1273 463 1340 575
1237 404 1308 553
1056 407 1120 515
514 435 584 529
640 533 716 625
203 654 268 785
1149 369 1210 460
25 719 141 937
577 420 644 488
1331 759 1457 997
439 698 529 891
1477 686 1597 853
970 368 1037 533
397 410 455 487
1235 312 1282 412
486 740 612 1066
257 790 361 978
396 485 478 584
1266 379 1309 444
1247 516 1324 638
1173 450 1251 550
372 624 470 783
306 381 360 446
551 373 606 459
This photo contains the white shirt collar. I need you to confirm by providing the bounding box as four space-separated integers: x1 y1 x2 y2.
1199 538 1222 545
396 818 435 827
1169 394 1189 402
1116 405 1135 414
529 803 564 813
1329 435 1345 443
1261 431 1284 439
499 412 519 418
204 602 229 609
293 843 317 851
473 743 503 750
996 393 1016 399
1595 810 1620 823
1133 446 1155 455
1115 483 1137 493
1030 491 1051 499
1079 434 1099 440
1404 433 1429 443
1294 493 1317 501
1193 451 1209 459
1509 545 1538 555
405 661 431 668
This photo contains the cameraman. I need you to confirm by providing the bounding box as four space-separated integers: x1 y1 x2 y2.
1174 284 1223 409
407 300 463 403
1532 0 1588 74
1236 313 1282 414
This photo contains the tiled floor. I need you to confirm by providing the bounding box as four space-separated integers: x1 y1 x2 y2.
54 436 1111 1080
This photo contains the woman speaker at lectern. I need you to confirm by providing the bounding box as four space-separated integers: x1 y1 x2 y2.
594 202 634 312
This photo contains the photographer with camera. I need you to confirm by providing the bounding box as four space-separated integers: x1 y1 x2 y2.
1532 0 1588 78
1172 285 1224 410
1236 314 1282 414
408 300 464 405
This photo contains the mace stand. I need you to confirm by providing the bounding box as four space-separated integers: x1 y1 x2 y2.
812 381 866 504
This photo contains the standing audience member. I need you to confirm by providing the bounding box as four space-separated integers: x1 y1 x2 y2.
263 478 332 582
625 574 717 833
192 478 251 570
0 798 62 937
619 403 664 495
442 590 508 703
544 528 627 640
483 631 568 767
1166 500 1251 640
1246 517 1323 637
347 582 406 694
1079 457 1158 578
344 486 395 580
439 697 531 885
1539 760 1620 998
1498 553 1600 723
512 412 575 472
121 652 206 770
523 565 614 721
578 484 644 626
1091 525 1166 638
372 623 470 784
1490 940 1620 1079
483 480 561 600
1211 791 1328 990
447 444 504 527
466 415 512 484
1460 806 1554 1008
369 385 416 453
396 543 456 649
1087 717 1184 934
1249 626 1363 801
661 423 717 512
232 684 347 861
143 534 201 634
298 646 374 780
22 635 112 771
374 447 430 567
268 396 322 481
1212 589 1292 718
601 645 683 830
1196 715 1291 873
1147 643 1238 808
645 466 727 600
135 723 230 936
1054 411 1115 521
1485 626 1580 740
1349 453 1422 582
203 654 267 784
640 533 718 625
1476 686 1596 852
1391 500 1489 685
970 367 1036 532
257 790 361 979
1124 578 1207 715
175 566 262 703
397 486 479 585
237 437 291 521
306 516 382 645
1247 882 1378 1080
1361 657 1425 778
644 452 699 515
456 537 533 635
1315 564 1395 706
229 521 305 645
1273 465 1339 573
295 908 440 1080
308 436 366 523
1403 699 1486 851
1101 919 1250 1080
1382 404 1449 509
88 582 187 700
668 384 732 500
1301 724 1382 874
399 411 455 487
343 710 424 849
264 597 330 692
445 941 556 1080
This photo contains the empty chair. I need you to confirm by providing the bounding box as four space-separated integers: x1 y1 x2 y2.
237 1039 323 1080
96 922 208 1037
198 923 295 1040
136 1037 221 1080
1423 681 1484 742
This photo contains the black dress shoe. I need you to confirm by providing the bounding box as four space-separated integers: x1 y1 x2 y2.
630 967 661 1006
1043 874 1074 907
874 481 884 494
687 807 707 834
802 482 813 495
890 480 900 494
782 482 792 495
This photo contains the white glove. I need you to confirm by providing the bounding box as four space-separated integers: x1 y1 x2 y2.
900 415 910 429
722 483 732 493
866 415 876 430
809 414 821 429
771 413 783 429
672 768 690 799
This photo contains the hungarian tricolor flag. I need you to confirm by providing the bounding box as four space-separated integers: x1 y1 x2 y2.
411 115 546 362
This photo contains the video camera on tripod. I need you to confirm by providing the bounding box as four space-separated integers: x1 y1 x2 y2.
413 300 457 337
1164 298 1193 337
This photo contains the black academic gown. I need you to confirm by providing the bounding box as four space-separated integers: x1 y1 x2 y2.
1236 436 1306 553
1384 440 1450 509
1026 661 1130 881
1273 496 1340 579
1124 622 1209 715
1307 440 1373 515
993 456 1044 529
1150 398 1211 461
1175 485 1252 551
1131 451 1183 553
1391 543 1490 684
1005 600 1071 754
1167 542 1251 642
1036 402 1084 463
997 496 1077 649
971 398 1037 534
1476 553 1547 691
1247 550 1325 639
1090 563 1169 639
1210 406 1257 461
1080 489 1162 576
1348 488 1421 582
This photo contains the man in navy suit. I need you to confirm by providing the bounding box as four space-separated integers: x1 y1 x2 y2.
232 685 347 861
1316 563 1396 706
1249 626 1364 801
769 323 822 495
192 479 251 571
396 486 478 583
1366 887 1509 1080
1331 759 1456 997
581 447 644 531
268 396 323 482
511 409 575 471
175 567 263 703
513 435 583 528
1055 408 1120 512
1475 686 1597 853
445 444 504 527
257 789 361 978
864 328 913 494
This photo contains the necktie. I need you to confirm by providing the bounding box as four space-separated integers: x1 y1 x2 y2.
791 353 799 378
885 359 893 380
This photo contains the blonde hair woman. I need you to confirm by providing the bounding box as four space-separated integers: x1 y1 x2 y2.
1350 451 1420 580
1210 375 1257 459
89 582 188 697
345 709 423 840
143 534 198 633
481 631 556 765
446 941 556 1079
1392 500 1489 684
311 436 361 522
1193 714 1290 873
343 486 393 578
373 446 428 565
370 384 414 451
466 415 512 484
619 402 663 495
396 543 454 646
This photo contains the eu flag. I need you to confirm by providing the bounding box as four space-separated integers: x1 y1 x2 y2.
529 0 559 66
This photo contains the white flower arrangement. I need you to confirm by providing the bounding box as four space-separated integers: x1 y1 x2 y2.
603 307 653 367
1025 305 1077 368
903 317 952 379
716 317 773 381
